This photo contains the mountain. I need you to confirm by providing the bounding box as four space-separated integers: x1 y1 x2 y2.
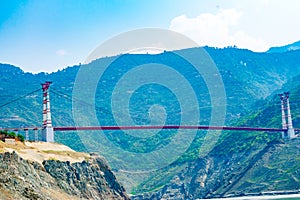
2 47 300 130
0 140 129 200
1 46 300 196
267 40 300 53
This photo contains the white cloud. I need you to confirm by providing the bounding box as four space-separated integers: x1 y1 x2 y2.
169 9 269 52
56 49 68 56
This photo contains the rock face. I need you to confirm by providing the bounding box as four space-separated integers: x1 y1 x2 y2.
133 139 300 199
0 152 129 200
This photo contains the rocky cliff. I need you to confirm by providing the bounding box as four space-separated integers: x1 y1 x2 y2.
0 142 129 200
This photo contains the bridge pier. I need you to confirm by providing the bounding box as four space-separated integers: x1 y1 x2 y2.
41 82 54 142
42 127 54 142
24 129 29 141
34 128 38 142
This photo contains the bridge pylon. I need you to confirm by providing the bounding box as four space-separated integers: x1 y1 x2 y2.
279 92 295 139
284 92 295 138
279 94 287 138
41 81 54 142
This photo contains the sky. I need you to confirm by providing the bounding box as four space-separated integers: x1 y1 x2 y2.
0 0 300 73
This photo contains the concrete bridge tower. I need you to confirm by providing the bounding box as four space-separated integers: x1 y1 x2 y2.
284 92 295 138
279 93 287 138
41 81 54 142
279 92 295 139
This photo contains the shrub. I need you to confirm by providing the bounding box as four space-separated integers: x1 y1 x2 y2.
0 130 8 136
17 134 25 142
7 132 16 138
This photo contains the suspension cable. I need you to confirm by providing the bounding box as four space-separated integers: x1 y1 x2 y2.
0 88 42 109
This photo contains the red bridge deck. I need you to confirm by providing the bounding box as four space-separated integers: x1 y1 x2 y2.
53 125 287 132
1 125 296 132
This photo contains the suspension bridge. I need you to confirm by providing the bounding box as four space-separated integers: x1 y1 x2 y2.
0 82 298 142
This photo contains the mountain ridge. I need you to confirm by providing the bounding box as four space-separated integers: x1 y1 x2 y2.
267 40 300 53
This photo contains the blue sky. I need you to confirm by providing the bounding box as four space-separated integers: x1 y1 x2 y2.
0 0 300 73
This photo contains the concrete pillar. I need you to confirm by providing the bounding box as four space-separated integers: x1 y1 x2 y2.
34 128 38 142
25 129 29 141
42 127 54 142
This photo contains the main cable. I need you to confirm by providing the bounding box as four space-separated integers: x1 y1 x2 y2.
0 88 42 109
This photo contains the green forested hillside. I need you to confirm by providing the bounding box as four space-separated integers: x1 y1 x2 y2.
1 47 300 195
133 74 300 198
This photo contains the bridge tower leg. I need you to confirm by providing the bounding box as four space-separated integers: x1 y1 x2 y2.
41 82 54 142
279 94 288 138
284 92 295 138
